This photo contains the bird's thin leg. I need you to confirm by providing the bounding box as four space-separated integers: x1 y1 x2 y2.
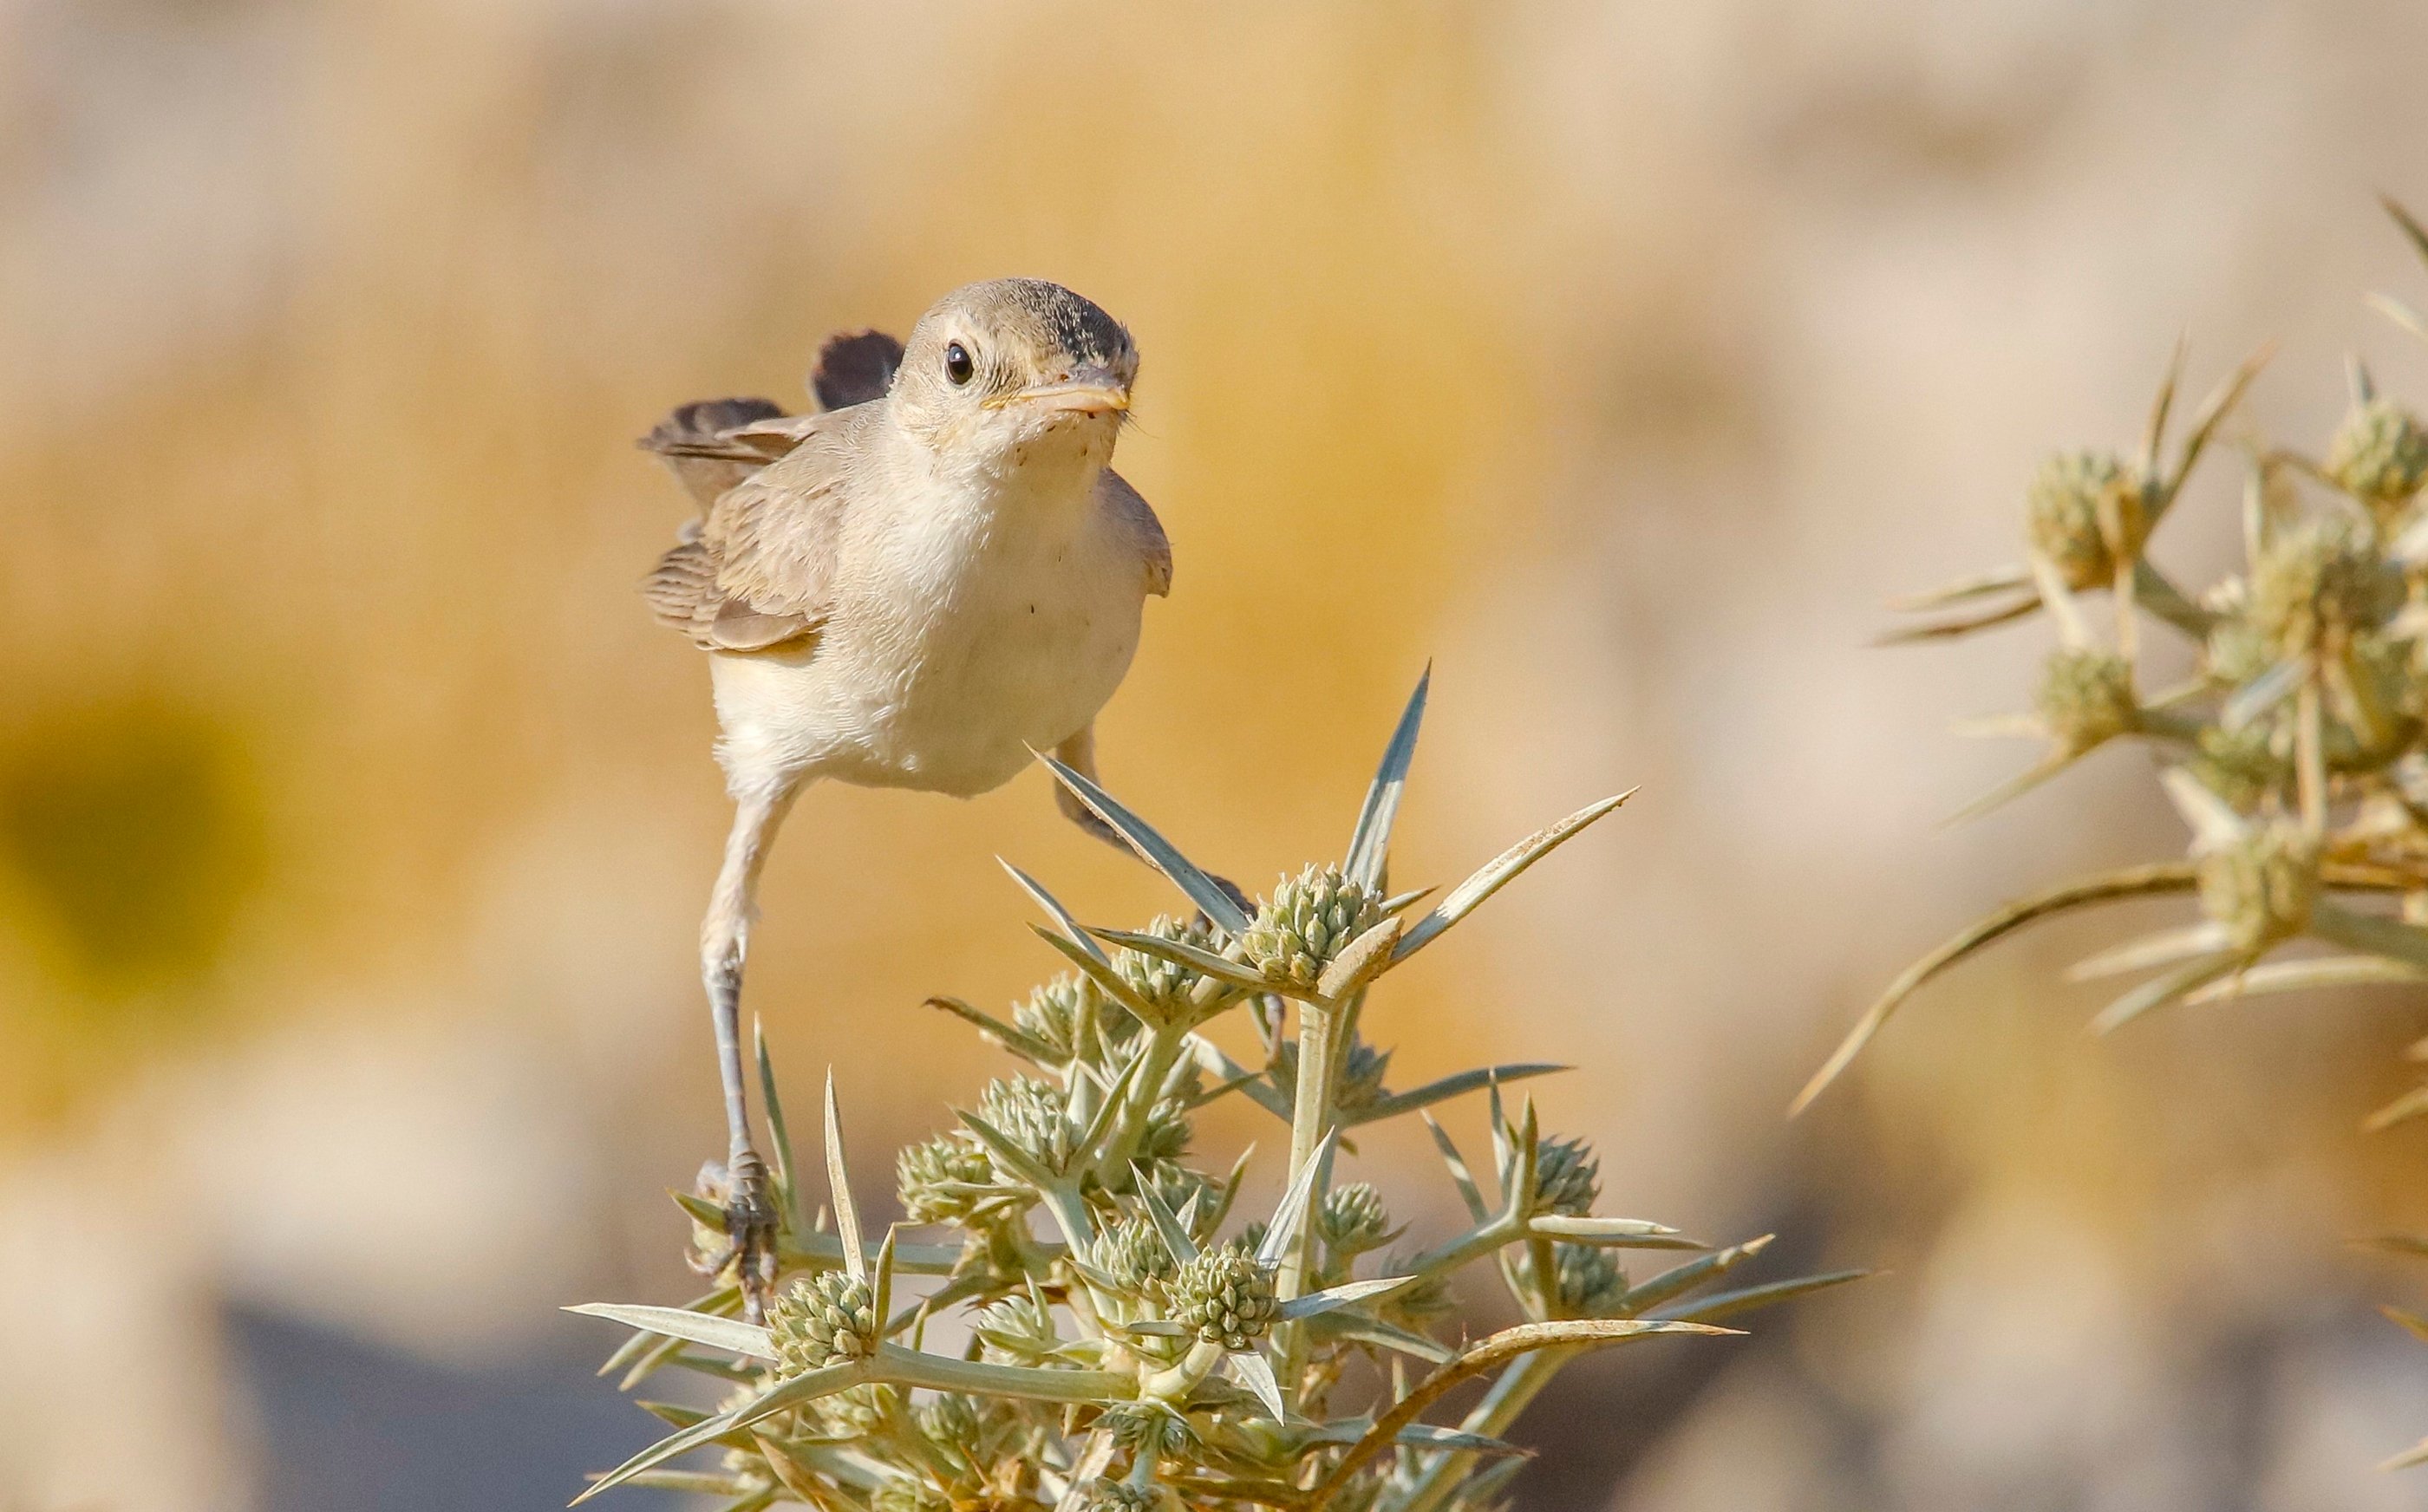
1051 725 1254 917
699 772 803 1321
1051 725 1134 857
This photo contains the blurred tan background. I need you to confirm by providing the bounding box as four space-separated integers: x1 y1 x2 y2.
6 0 2428 1508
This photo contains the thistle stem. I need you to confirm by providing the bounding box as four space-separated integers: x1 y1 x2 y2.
872 1343 1134 1404
1275 995 1341 1402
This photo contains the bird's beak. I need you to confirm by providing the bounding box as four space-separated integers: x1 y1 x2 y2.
989 366 1131 415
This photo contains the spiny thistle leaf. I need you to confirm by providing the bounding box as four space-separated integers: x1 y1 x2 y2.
569 1303 775 1359
1345 666 1431 890
1395 792 1635 961
1792 862 2202 1116
1648 1271 1870 1326
822 1074 865 1282
1350 1063 1568 1127
999 857 1112 965
1038 753 1249 935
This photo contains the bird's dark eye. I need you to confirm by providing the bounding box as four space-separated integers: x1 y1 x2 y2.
943 342 975 386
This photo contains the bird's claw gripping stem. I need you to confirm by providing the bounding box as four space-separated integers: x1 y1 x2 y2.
694 1155 777 1320
721 1148 780 1322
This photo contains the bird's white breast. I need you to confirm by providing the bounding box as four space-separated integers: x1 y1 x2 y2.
707 442 1145 799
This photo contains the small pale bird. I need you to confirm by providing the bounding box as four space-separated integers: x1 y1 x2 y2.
637 280 1170 1316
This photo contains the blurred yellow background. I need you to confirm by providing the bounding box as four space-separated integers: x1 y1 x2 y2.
6 2 2428 1509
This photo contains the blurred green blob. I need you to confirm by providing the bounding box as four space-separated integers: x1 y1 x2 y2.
0 696 266 999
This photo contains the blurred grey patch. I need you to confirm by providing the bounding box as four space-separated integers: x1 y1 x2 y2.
0 694 267 998
228 1302 683 1512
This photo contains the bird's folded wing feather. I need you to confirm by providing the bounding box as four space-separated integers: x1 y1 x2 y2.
1102 469 1172 597
642 409 864 653
637 396 792 510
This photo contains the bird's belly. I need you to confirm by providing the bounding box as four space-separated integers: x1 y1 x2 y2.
710 533 1143 798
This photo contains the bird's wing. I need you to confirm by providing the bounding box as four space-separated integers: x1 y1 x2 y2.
636 332 906 512
642 407 870 653
637 396 793 510
1101 468 1172 597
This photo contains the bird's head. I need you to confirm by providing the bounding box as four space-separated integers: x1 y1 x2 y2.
890 279 1138 473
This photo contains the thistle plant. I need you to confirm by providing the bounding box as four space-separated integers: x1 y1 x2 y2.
1791 200 2428 1467
572 673 1860 1510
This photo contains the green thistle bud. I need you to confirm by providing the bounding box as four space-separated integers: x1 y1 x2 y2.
974 1294 1059 1365
872 1480 953 1512
1088 1217 1178 1300
2035 648 2138 754
1127 1159 1214 1222
1170 1248 1281 1350
767 1271 879 1372
1115 913 1226 1023
1137 1097 1193 1167
2249 518 2404 657
1103 1404 1200 1458
897 1134 995 1225
1265 1035 1393 1118
2027 450 2149 590
1014 972 1127 1065
1553 1242 1628 1317
811 1383 888 1437
1243 864 1386 991
2324 396 2428 516
916 1392 982 1455
2191 724 2288 812
1531 1135 1601 1216
977 1075 1077 1176
1070 1477 1167 1512
2197 820 2320 952
2205 609 2273 688
1318 1183 1392 1255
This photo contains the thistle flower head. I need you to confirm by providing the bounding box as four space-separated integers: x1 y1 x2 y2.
973 1294 1059 1365
2205 609 2273 688
2197 820 2320 952
1531 1134 1602 1216
2249 518 2404 656
2325 396 2428 517
1015 972 1131 1065
811 1384 889 1437
1243 864 1385 990
1136 1097 1193 1167
977 1075 1076 1175
872 1481 953 1512
1104 1403 1200 1458
897 1134 995 1225
2027 449 2148 590
1169 1248 1281 1350
1554 1242 1628 1317
768 1271 879 1373
1070 1477 1167 1512
1115 912 1225 1021
916 1392 982 1455
2036 647 2138 753
1267 1034 1393 1117
2192 724 2288 812
1088 1216 1178 1300
1318 1182 1393 1255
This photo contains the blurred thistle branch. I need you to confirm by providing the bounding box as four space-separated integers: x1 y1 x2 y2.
570 671 1860 1512
1796 197 2428 1469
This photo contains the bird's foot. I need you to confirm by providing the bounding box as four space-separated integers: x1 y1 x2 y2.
688 1150 781 1321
